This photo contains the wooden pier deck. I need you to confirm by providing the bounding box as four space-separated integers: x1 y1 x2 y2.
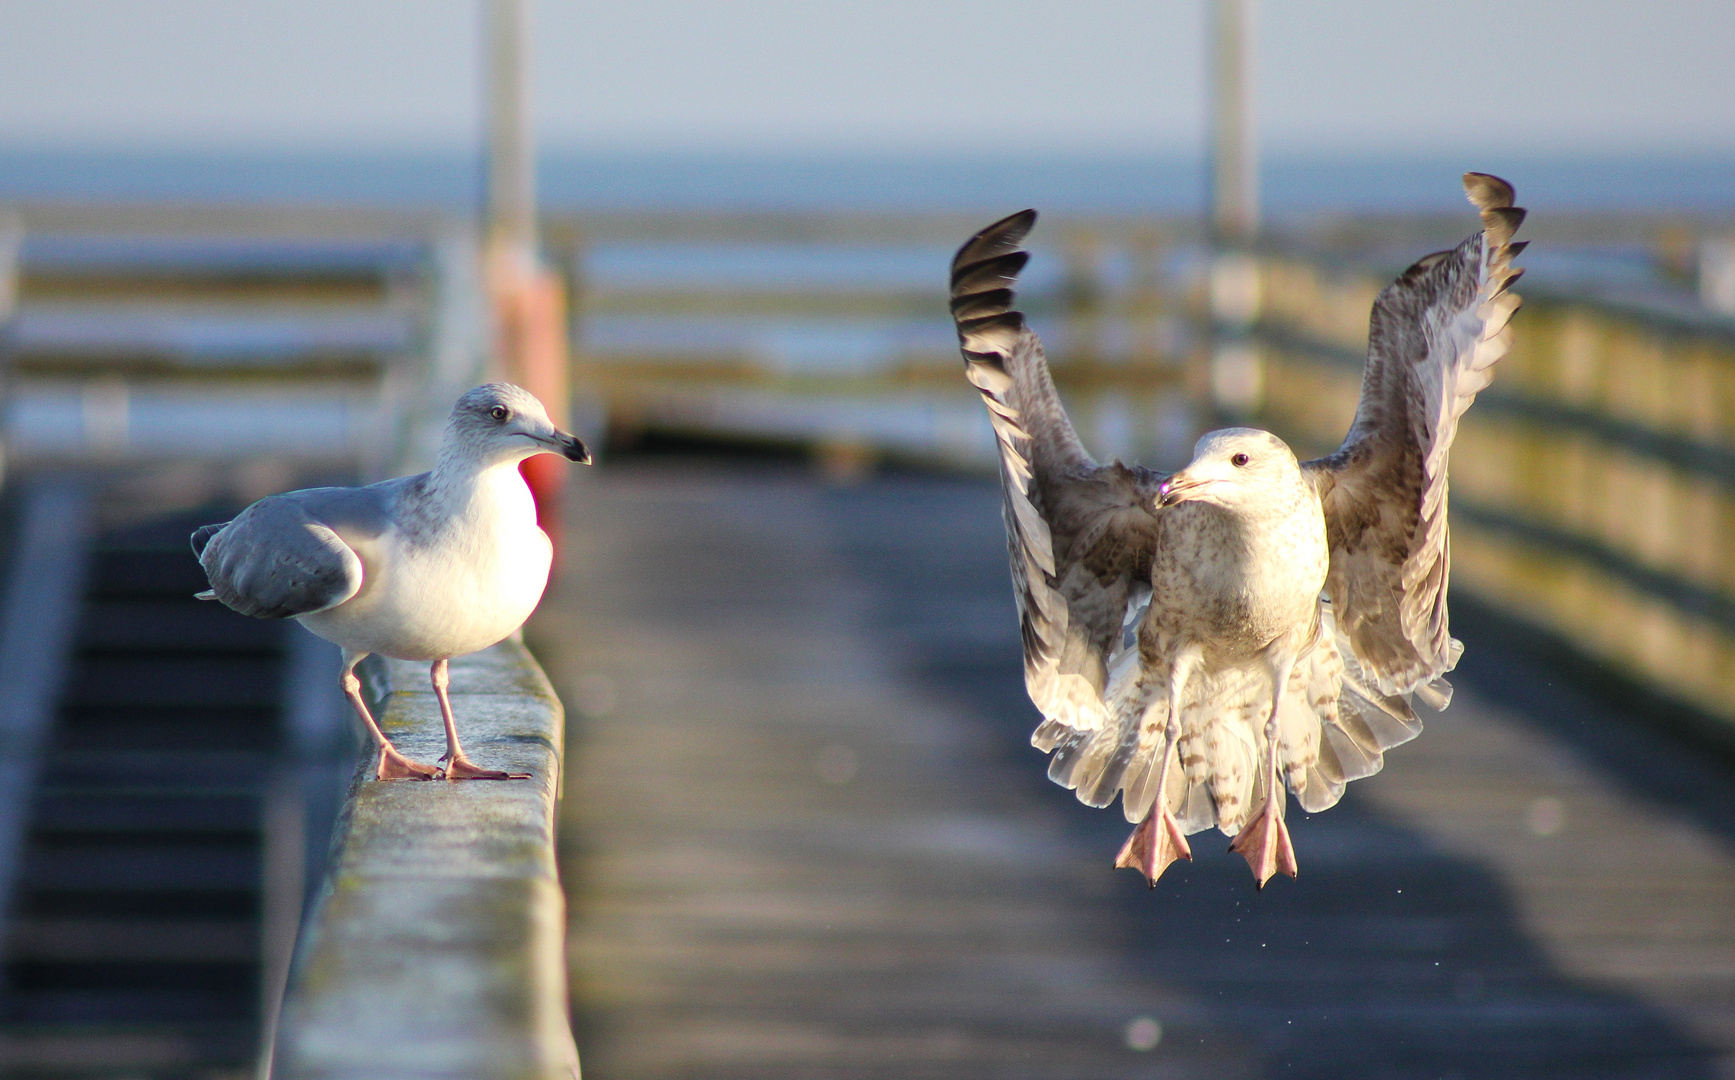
530 459 1735 1080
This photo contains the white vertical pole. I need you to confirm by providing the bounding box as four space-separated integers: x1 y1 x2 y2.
1207 0 1262 414
1209 0 1258 246
483 0 572 550
487 0 537 271
0 212 20 324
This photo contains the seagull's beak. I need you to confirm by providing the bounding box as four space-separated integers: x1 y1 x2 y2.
525 429 593 465
1157 472 1210 508
555 429 593 465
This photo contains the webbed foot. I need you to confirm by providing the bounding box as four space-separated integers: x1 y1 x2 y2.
376 745 440 781
1115 807 1193 886
439 752 530 781
1228 798 1298 888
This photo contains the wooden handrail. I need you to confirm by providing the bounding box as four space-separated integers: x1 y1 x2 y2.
268 640 579 1080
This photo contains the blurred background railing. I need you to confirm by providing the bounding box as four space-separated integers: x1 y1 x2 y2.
0 205 487 1071
545 210 1204 475
0 203 488 480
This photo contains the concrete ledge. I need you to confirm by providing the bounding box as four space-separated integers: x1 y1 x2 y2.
270 638 579 1080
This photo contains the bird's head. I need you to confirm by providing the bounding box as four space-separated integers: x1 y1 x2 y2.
444 383 592 468
1157 428 1300 511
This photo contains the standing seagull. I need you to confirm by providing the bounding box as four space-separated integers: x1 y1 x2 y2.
192 383 591 780
952 174 1525 886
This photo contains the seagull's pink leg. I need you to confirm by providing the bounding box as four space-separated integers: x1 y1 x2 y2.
431 658 529 781
1230 654 1300 888
1116 646 1198 886
341 651 439 781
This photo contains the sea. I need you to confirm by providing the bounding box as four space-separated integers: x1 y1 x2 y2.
0 147 1732 216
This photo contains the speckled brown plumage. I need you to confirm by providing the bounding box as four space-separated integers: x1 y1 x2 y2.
952 174 1526 886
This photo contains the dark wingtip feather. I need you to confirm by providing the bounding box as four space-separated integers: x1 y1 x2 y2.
952 212 1040 355
951 250 1030 297
950 288 1017 323
1494 266 1525 295
1484 206 1527 243
1462 172 1514 210
1462 173 1526 249
951 209 1038 277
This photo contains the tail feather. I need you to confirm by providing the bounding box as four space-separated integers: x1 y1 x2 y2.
1045 728 1095 788
1106 603 1436 831
1039 586 1442 836
1321 722 1384 784
1048 651 1161 809
1203 704 1260 835
1176 781 1216 834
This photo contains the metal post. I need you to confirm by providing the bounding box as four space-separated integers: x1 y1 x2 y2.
0 212 21 325
1702 235 1735 316
1206 0 1262 415
487 0 536 273
1209 0 1258 246
484 0 572 555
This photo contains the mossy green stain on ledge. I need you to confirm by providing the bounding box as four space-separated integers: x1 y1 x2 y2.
271 639 580 1080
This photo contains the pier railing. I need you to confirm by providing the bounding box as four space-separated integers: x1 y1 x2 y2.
545 209 1199 472
1245 249 1735 737
0 202 489 476
268 641 580 1080
0 201 546 1073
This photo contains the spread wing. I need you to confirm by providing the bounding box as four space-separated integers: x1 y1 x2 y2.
1302 172 1527 702
951 210 1166 796
193 492 367 619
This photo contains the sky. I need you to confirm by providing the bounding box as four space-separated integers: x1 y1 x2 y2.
0 0 1731 158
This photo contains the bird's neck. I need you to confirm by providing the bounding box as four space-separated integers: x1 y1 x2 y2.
432 437 527 481
1230 486 1328 594
420 455 537 535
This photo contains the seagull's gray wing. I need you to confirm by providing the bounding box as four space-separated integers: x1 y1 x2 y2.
952 210 1167 801
1302 173 1526 704
192 482 404 619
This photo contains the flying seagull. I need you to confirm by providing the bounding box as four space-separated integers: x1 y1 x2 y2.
192 383 591 781
951 174 1525 887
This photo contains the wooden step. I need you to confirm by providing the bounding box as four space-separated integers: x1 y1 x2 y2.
30 792 257 834
77 599 283 652
7 919 255 962
0 510 289 1071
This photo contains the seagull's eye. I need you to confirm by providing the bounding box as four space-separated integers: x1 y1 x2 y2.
488 405 510 422
1231 453 1250 467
